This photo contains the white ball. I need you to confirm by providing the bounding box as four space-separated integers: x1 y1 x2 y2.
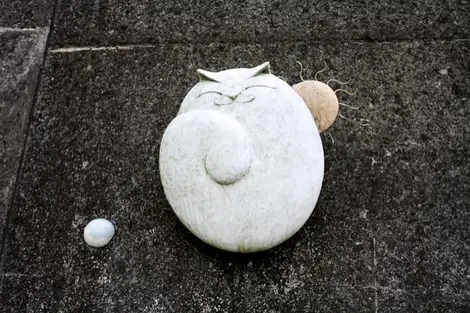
83 218 115 248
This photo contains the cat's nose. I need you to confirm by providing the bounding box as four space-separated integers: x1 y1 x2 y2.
226 92 239 100
214 95 235 106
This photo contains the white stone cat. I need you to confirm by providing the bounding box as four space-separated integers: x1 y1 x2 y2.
159 62 324 252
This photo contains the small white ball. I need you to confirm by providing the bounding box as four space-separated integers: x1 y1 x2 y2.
83 218 115 248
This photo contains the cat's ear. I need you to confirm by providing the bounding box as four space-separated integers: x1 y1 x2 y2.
249 62 271 77
197 69 220 82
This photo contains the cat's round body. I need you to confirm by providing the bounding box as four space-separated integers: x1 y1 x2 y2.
159 62 324 252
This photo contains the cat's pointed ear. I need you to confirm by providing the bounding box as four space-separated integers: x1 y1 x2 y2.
197 69 220 82
249 62 271 77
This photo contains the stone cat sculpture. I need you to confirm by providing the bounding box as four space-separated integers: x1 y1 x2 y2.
159 62 324 252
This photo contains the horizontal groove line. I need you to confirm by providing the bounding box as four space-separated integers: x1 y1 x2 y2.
0 26 49 33
2 273 43 278
50 44 157 53
49 37 470 53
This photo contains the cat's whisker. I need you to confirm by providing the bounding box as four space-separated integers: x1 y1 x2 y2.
327 132 335 144
327 78 352 87
338 112 370 127
296 61 305 81
339 102 360 110
314 61 329 81
335 88 357 96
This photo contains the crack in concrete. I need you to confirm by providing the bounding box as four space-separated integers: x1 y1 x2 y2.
373 237 378 313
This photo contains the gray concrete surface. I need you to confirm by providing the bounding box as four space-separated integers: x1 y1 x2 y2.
0 1 469 312
50 0 370 46
0 1 54 28
0 28 48 257
50 0 470 47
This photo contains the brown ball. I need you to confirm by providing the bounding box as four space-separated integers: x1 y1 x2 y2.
293 80 339 133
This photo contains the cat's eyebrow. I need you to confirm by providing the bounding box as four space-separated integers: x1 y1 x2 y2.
243 84 277 90
196 91 223 98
